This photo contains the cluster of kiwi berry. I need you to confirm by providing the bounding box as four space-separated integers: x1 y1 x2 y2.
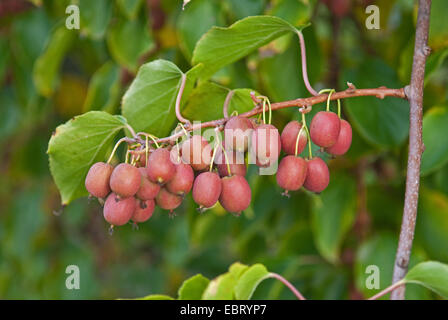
84 103 351 232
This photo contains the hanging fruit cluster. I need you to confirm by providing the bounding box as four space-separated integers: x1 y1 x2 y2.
84 93 352 233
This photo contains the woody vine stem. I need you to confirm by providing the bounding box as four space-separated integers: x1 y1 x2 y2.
120 1 431 300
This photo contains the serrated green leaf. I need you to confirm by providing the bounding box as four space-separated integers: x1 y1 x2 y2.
33 26 76 97
107 16 154 72
234 264 269 300
192 15 304 80
311 172 357 264
122 60 202 137
341 58 409 147
83 61 121 113
48 111 126 205
79 0 112 39
421 106 448 175
405 261 448 298
178 274 210 300
182 81 256 121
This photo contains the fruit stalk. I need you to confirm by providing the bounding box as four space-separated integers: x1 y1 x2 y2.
391 0 432 300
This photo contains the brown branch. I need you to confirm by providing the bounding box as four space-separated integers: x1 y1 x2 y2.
146 85 406 145
390 0 431 300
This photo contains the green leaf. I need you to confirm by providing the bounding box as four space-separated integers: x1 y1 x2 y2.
133 294 174 300
177 0 225 61
228 262 249 279
178 274 210 300
33 26 76 97
202 273 237 300
342 58 409 147
122 60 202 137
192 15 304 80
183 81 256 121
83 61 121 113
48 111 126 205
116 0 143 20
234 264 269 300
107 16 154 72
311 172 357 264
421 106 448 175
405 261 448 298
79 0 112 39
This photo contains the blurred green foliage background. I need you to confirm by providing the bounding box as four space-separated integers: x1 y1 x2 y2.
0 0 448 300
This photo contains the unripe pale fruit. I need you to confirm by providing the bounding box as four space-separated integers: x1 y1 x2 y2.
276 155 307 191
165 163 194 196
146 148 176 184
303 157 330 193
136 167 160 200
216 149 247 177
219 175 251 214
181 135 213 171
169 145 182 165
309 111 341 148
103 193 135 226
85 162 114 198
325 119 352 156
224 116 254 152
281 121 307 155
132 199 155 223
155 188 183 211
251 124 281 167
110 163 141 198
192 171 222 210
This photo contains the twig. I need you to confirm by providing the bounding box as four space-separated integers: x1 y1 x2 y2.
368 280 405 300
175 73 190 125
268 273 306 300
391 0 431 300
223 90 235 119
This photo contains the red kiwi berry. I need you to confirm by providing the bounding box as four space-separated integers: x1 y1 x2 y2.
169 144 182 165
309 111 341 148
136 167 160 200
165 163 194 196
303 157 330 193
276 156 307 195
325 119 352 156
132 199 155 223
85 162 114 198
281 121 307 155
181 135 213 171
251 124 281 167
216 149 247 177
224 116 254 152
146 148 176 184
155 188 183 213
110 163 141 199
192 171 222 212
103 192 136 226
219 175 251 214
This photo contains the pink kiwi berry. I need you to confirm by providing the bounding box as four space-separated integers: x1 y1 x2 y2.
181 135 213 171
146 148 176 184
303 157 330 193
281 121 307 155
155 188 183 212
192 171 222 211
251 124 282 167
132 199 155 223
309 111 341 148
325 119 352 156
276 155 308 193
165 163 194 196
109 163 141 198
103 193 136 226
85 162 114 198
136 167 160 200
223 116 254 152
216 149 247 177
219 175 251 214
